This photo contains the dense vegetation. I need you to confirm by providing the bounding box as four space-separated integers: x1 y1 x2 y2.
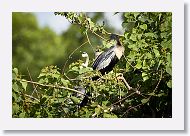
12 12 172 118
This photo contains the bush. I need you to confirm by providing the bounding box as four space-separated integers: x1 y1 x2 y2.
12 12 172 118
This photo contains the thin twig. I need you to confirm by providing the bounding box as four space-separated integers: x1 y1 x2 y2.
24 94 40 102
62 41 88 74
123 55 135 69
122 70 163 117
111 92 136 106
27 67 39 98
17 79 86 96
117 76 132 90
92 31 108 41
122 103 143 117
152 69 163 93
85 31 95 54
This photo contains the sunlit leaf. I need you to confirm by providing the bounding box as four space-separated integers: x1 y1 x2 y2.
141 98 149 104
21 80 27 91
139 24 147 30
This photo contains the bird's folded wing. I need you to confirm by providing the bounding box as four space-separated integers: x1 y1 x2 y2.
92 46 115 70
96 51 115 70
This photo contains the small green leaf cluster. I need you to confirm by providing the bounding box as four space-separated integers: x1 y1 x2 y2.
12 66 82 118
123 12 172 85
54 12 108 34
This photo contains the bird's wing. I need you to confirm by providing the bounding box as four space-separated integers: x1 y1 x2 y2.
92 46 115 70
94 50 116 71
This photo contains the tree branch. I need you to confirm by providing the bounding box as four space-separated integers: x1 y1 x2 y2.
24 94 40 102
27 67 39 98
16 79 86 96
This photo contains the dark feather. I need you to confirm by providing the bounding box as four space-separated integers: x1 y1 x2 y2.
79 92 91 108
92 45 119 75
92 46 115 68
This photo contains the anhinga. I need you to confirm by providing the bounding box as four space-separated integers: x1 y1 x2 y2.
81 52 89 67
79 34 125 107
77 52 91 107
92 34 125 80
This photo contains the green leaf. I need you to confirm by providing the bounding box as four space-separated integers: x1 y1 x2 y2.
141 98 149 104
161 32 167 38
21 80 27 91
144 32 155 37
167 53 172 64
122 22 135 32
12 73 16 80
139 24 147 30
142 72 149 81
71 96 80 104
103 113 112 118
61 78 70 87
61 91 68 98
12 83 19 92
167 80 172 88
133 12 140 18
137 34 142 40
12 68 19 79
13 68 18 75
103 40 115 48
91 102 99 108
95 107 101 115
12 104 20 114
102 101 109 106
19 112 26 118
157 93 166 97
79 67 93 74
130 34 137 41
128 50 136 59
52 73 60 79
146 53 152 59
70 66 79 72
122 22 128 28
166 65 172 75
148 92 155 96
161 40 171 49
153 49 160 57
103 113 117 118
135 60 142 69
128 44 135 49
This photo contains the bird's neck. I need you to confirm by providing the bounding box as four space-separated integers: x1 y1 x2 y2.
115 45 125 59
83 56 89 67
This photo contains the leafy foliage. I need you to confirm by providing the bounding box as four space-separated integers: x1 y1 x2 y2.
12 12 172 118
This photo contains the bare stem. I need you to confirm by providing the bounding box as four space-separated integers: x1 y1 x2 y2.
24 94 40 102
122 103 143 117
123 55 135 69
62 41 88 74
17 79 86 96
111 92 136 106
85 31 95 54
27 67 39 98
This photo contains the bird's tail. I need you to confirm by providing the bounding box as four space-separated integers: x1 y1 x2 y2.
79 92 91 108
79 74 104 107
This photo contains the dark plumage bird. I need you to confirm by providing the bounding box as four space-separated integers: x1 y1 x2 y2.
79 34 125 108
92 34 125 79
